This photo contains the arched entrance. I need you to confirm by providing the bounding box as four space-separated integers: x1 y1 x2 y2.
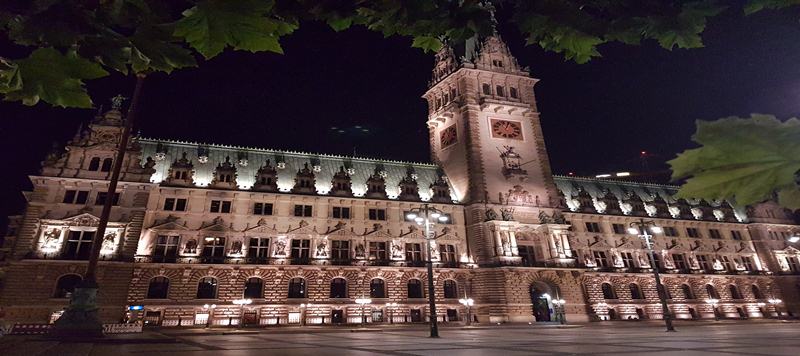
529 282 559 322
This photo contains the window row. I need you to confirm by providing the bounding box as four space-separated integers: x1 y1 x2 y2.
86 157 113 172
62 190 120 205
589 222 744 240
139 276 460 300
481 83 519 99
600 282 764 301
589 251 757 272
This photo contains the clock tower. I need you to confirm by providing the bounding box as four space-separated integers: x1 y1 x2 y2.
423 36 571 266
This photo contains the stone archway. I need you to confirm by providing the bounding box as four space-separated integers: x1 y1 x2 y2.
529 281 559 322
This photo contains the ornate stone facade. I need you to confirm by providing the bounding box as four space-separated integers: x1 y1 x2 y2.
1 36 799 327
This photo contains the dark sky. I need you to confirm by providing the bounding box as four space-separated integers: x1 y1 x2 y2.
2 7 800 231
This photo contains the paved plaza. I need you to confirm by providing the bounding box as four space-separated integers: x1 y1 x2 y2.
1 321 799 356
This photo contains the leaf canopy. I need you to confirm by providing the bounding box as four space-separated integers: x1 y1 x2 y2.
669 115 800 209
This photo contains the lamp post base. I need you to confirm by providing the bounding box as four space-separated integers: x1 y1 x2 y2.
52 281 104 338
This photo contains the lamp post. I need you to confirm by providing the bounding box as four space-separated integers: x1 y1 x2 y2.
628 219 675 332
768 298 783 318
203 304 217 328
386 302 398 324
406 204 449 338
552 298 567 325
232 299 252 328
355 297 372 327
299 303 310 326
459 297 474 326
706 299 720 320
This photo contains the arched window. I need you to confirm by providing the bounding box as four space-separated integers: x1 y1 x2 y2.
706 284 720 299
330 278 347 298
728 285 742 300
370 278 386 298
88 157 101 171
101 158 113 172
407 279 423 298
482 83 491 95
629 283 644 299
601 283 617 299
244 277 263 299
496 85 504 96
54 274 82 298
196 277 218 299
146 276 169 299
443 280 458 299
288 277 306 298
751 284 764 299
682 284 695 299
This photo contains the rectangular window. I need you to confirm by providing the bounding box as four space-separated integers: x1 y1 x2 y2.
585 222 602 233
163 198 188 211
621 252 635 268
697 255 711 272
210 200 231 213
612 224 626 234
369 241 387 260
294 204 313 217
721 256 733 271
154 235 180 262
202 237 226 258
440 244 456 262
741 256 754 271
519 245 536 267
731 230 743 240
647 253 663 270
673 253 687 271
686 228 701 238
663 227 679 237
368 208 387 221
64 230 95 259
332 206 351 219
405 243 422 261
95 192 120 206
331 240 350 260
290 239 311 260
62 190 90 204
248 237 270 259
593 251 608 267
253 203 273 215
709 229 722 239
786 256 799 272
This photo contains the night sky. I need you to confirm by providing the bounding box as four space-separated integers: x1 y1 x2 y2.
2 7 800 231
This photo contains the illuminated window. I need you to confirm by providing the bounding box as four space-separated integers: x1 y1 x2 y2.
201 237 226 258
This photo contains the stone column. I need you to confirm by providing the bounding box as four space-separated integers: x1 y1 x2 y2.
494 228 504 256
509 230 519 256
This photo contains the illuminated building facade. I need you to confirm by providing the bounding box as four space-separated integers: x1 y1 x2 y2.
1 36 798 326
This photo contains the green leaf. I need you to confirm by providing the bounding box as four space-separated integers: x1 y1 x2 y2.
327 16 353 32
0 58 22 93
669 114 800 207
175 0 296 59
777 187 800 210
411 36 443 52
130 24 197 73
744 0 800 15
0 48 108 108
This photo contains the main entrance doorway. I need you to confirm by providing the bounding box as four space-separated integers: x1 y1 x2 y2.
530 282 559 322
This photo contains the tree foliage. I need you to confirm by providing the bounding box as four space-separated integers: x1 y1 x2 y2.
4 0 794 108
669 115 800 209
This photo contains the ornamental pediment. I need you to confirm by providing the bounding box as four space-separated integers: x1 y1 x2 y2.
399 226 425 239
62 213 100 227
242 220 279 234
199 217 235 232
149 216 190 231
363 228 394 239
286 221 317 235
783 246 800 254
587 236 612 249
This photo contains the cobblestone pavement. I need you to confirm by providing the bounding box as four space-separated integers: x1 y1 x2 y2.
1 321 799 356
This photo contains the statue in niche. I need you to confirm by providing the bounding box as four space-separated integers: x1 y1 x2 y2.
101 232 117 252
274 240 287 256
41 228 61 248
484 208 498 221
316 240 328 257
184 239 198 254
355 243 366 258
391 243 403 259
230 240 243 255
500 207 515 221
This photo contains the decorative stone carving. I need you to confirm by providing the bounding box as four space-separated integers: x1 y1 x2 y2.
504 185 533 205
500 207 515 221
484 208 498 221
184 239 198 254
499 146 528 179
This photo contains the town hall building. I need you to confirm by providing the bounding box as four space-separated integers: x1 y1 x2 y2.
1 35 799 327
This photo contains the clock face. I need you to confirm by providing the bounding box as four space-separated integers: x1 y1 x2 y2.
440 125 458 148
490 119 523 140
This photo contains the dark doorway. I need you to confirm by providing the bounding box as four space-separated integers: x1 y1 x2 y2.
446 309 458 322
530 286 552 322
410 309 422 322
144 311 162 326
608 309 617 320
689 307 699 319
331 310 344 324
243 311 258 326
636 308 646 319
737 307 747 319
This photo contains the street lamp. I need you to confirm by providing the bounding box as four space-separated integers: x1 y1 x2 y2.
202 303 217 328
629 219 675 332
406 203 449 338
386 302 398 324
768 298 783 318
355 297 372 327
706 298 720 320
552 298 567 325
232 299 252 328
459 297 474 326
